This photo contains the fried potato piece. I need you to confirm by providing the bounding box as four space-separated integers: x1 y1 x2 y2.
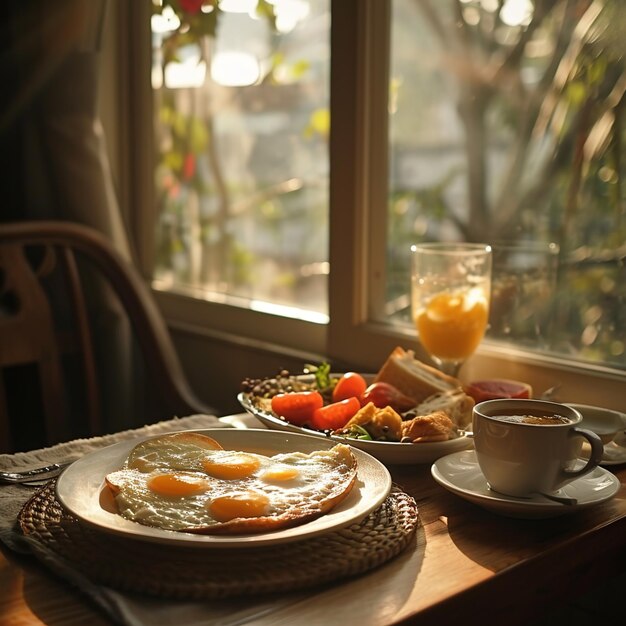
401 410 457 443
336 402 403 441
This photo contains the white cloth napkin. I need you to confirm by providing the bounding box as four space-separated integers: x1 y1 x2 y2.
0 414 303 626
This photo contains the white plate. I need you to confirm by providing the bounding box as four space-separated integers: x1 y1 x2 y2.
566 403 626 443
580 433 626 466
565 403 626 465
431 449 620 519
600 440 626 465
56 429 392 548
238 392 473 465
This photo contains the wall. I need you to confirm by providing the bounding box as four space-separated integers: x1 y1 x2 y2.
169 330 326 416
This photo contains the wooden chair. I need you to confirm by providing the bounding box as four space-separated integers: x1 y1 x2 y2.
0 220 216 452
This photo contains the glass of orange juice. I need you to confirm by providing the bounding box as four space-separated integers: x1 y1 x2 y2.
411 243 492 376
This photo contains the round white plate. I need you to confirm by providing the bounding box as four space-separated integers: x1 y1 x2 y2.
600 440 626 465
56 429 392 548
566 403 626 443
565 403 626 465
580 432 626 466
431 449 621 519
238 392 473 465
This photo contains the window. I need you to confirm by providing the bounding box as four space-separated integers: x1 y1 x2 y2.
151 0 330 324
133 1 625 399
383 0 626 372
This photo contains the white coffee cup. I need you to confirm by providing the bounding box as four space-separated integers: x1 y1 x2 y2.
473 399 604 498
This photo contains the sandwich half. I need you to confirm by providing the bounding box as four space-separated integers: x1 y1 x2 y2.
374 346 462 404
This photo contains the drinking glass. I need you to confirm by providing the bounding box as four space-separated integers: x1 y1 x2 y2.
411 243 492 376
488 241 559 349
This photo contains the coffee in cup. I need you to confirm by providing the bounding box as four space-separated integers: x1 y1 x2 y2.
472 399 604 498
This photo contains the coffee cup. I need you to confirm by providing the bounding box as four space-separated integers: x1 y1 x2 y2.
472 399 604 498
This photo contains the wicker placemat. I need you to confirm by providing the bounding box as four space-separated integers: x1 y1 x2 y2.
18 481 419 600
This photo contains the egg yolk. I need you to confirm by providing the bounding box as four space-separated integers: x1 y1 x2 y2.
147 473 209 497
259 465 300 482
208 492 270 522
202 452 262 479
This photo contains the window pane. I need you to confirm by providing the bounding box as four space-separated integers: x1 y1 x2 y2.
387 0 625 370
151 1 330 323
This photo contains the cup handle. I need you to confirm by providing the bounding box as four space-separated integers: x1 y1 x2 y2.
561 427 604 480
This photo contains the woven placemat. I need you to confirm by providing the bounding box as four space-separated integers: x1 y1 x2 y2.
18 481 419 600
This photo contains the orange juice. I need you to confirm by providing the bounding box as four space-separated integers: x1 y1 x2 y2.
415 289 489 361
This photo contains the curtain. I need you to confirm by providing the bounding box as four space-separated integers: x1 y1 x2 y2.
0 0 139 433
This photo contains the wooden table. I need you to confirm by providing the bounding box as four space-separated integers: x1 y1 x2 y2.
2 415 625 626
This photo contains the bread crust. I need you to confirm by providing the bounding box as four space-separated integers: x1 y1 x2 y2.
374 347 461 404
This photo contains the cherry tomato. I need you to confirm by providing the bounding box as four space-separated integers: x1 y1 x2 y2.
271 391 324 426
359 382 415 412
332 372 367 402
310 396 361 431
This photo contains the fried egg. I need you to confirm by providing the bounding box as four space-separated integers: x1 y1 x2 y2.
124 431 224 473
105 432 358 534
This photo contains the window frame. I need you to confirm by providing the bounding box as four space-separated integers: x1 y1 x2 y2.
119 0 625 408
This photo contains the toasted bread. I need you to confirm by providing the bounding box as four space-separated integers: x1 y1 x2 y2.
374 347 461 404
413 389 475 428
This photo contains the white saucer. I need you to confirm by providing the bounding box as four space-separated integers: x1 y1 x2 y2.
431 450 621 519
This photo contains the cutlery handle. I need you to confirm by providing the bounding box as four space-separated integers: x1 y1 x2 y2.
0 461 72 483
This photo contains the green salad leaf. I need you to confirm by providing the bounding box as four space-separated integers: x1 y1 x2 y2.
344 424 372 440
304 362 332 390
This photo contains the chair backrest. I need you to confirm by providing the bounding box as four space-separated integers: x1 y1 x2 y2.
0 220 215 452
